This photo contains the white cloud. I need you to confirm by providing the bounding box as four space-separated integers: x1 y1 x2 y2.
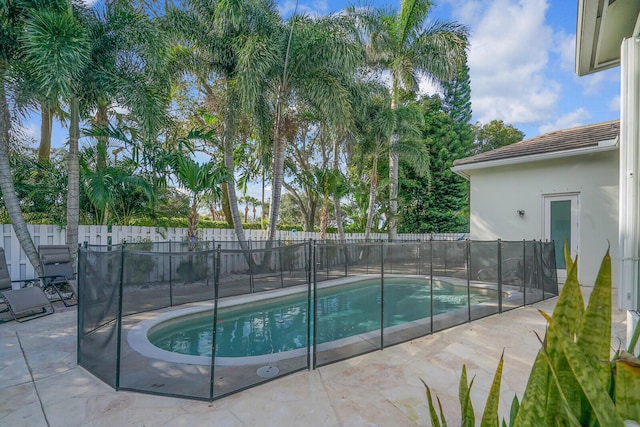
553 30 576 73
20 122 39 139
538 108 591 134
609 95 620 112
579 67 619 95
458 0 559 125
278 0 328 17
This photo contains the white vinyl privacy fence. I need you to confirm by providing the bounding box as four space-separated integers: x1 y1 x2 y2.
0 224 467 280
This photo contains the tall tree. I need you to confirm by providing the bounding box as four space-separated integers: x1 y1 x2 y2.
473 119 524 153
166 0 280 253
170 154 226 247
399 95 470 232
1 0 89 273
236 12 361 244
442 52 472 128
357 0 468 239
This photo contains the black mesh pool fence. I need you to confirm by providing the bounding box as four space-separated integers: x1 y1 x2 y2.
77 239 558 401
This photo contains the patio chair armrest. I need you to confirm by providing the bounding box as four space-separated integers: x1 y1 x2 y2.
39 274 67 284
10 278 41 288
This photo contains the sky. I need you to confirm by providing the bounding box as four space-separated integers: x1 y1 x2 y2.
299 0 620 138
28 0 620 146
23 0 620 170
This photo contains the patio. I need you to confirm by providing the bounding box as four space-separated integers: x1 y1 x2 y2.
0 291 628 427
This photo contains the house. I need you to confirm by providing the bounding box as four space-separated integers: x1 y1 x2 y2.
575 0 640 345
451 120 619 287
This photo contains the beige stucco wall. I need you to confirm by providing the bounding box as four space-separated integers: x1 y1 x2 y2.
466 149 619 285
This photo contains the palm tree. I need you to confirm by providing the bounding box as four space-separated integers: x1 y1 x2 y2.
236 12 362 244
79 142 155 225
170 154 226 247
355 0 468 239
0 0 90 272
0 0 41 274
166 0 280 253
351 88 426 240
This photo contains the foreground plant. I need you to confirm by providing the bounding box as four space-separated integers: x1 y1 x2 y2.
423 248 640 426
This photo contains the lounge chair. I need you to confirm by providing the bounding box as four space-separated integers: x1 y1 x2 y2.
0 248 54 322
38 245 78 307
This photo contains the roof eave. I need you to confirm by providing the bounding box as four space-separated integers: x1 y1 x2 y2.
451 137 619 177
575 0 640 76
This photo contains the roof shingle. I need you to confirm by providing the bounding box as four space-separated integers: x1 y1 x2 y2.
453 119 620 167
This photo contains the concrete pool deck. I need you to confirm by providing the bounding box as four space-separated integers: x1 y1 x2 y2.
0 290 628 427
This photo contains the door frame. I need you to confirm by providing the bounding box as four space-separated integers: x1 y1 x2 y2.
543 193 580 281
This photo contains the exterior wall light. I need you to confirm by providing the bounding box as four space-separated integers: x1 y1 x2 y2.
517 209 525 217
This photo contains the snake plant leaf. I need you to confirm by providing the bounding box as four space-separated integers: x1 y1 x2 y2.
535 342 582 427
509 396 519 427
543 258 584 423
480 353 504 427
422 380 442 427
614 351 640 421
542 311 624 426
577 249 612 390
628 321 640 356
459 365 475 427
436 394 448 427
551 257 583 338
564 240 573 272
513 347 552 426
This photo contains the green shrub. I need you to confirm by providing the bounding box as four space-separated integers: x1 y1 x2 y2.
424 248 640 426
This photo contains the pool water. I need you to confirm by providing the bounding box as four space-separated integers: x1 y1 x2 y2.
148 278 495 359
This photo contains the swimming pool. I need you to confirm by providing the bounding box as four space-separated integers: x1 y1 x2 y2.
128 276 497 366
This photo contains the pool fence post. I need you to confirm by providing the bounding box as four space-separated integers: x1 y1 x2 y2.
248 240 254 293
325 242 329 280
115 243 125 390
540 241 545 300
537 241 544 300
429 239 434 334
306 239 312 370
344 241 348 278
380 240 385 350
417 240 421 275
497 239 503 313
278 240 284 288
522 240 527 306
312 240 318 369
77 244 84 365
307 239 312 286
466 239 471 322
444 239 448 276
168 240 173 303
210 244 222 400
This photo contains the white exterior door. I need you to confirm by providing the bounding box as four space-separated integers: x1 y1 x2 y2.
543 194 579 281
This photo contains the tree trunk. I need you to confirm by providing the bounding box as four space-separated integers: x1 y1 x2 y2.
333 138 345 241
220 183 234 227
66 95 80 265
0 84 42 276
388 80 399 241
261 171 266 229
267 102 286 243
187 200 198 250
93 103 110 225
38 104 52 161
222 96 250 258
365 153 379 242
319 193 329 241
